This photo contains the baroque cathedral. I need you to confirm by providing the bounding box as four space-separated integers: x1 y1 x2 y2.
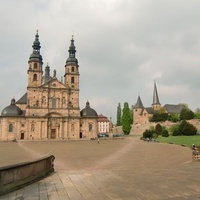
0 31 98 141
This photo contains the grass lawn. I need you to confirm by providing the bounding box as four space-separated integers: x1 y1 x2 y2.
156 135 200 147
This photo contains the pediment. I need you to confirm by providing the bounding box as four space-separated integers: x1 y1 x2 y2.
44 112 63 117
41 79 68 89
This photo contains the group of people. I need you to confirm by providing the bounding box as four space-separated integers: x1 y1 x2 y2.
191 144 200 160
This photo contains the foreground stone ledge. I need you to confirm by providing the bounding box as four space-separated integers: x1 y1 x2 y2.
0 155 55 196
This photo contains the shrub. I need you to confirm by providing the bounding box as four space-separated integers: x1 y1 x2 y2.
162 129 169 137
168 114 180 122
180 108 194 120
150 113 168 122
155 123 162 135
152 133 158 138
172 120 197 136
143 129 153 139
170 124 181 136
182 122 197 136
179 120 187 134
172 129 181 136
149 126 155 132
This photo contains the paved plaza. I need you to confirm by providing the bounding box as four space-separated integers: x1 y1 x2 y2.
0 137 200 200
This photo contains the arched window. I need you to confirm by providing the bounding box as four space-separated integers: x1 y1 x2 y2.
33 74 37 81
57 98 60 108
31 123 35 132
52 98 56 109
89 124 92 132
71 77 74 84
42 96 46 105
71 124 74 131
34 63 37 69
62 97 66 105
9 124 13 132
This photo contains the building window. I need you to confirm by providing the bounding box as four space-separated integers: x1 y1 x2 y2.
62 97 66 105
89 124 92 131
71 124 74 131
31 123 35 132
34 63 37 69
52 98 56 109
57 98 60 108
33 74 37 81
42 96 46 105
9 124 13 132
71 77 74 84
72 67 74 72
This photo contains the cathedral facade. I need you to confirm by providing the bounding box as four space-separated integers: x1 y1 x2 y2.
0 31 98 141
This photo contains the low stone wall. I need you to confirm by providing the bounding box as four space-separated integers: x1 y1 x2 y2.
0 155 55 196
113 119 200 135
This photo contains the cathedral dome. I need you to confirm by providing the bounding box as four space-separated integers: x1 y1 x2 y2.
1 98 23 116
80 101 98 117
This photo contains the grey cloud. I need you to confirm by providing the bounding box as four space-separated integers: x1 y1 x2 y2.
1 0 200 123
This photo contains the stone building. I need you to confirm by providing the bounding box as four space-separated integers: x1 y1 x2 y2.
97 114 110 134
0 31 98 141
133 81 187 125
133 82 161 124
132 81 187 134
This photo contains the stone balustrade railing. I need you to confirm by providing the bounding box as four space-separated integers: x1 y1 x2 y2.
0 155 55 196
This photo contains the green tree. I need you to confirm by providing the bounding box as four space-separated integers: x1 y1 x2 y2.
116 103 122 126
122 102 132 135
170 124 181 136
178 103 188 108
161 129 169 137
179 120 197 135
129 105 134 124
150 113 168 122
182 123 197 135
180 108 194 120
168 114 180 122
155 123 162 135
142 129 153 139
194 108 200 119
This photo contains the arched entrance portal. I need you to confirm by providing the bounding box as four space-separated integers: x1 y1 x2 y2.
51 129 56 139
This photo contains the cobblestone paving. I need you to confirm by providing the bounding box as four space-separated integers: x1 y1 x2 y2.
1 137 200 200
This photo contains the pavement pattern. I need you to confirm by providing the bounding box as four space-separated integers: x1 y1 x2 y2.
0 137 200 200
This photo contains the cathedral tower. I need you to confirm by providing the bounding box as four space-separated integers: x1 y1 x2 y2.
152 81 161 110
27 30 43 87
64 36 80 109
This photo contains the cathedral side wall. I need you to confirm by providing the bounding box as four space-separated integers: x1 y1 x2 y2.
80 118 98 139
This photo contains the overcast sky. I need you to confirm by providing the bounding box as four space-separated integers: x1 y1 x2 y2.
1 0 200 123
